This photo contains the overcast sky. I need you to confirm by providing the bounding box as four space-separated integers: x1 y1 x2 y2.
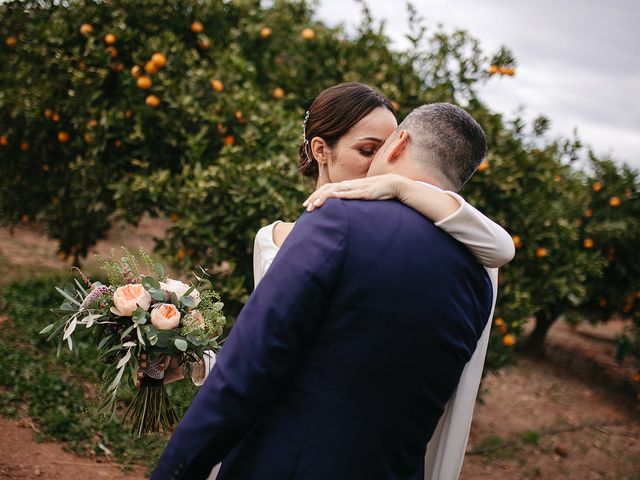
315 0 640 169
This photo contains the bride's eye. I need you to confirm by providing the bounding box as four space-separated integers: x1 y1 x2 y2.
359 148 376 157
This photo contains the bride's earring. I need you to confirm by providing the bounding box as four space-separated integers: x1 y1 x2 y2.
319 162 325 178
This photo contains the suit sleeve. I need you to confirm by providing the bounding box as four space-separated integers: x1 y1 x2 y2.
434 191 515 268
151 199 348 480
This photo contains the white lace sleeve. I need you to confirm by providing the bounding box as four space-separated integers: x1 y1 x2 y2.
435 191 515 268
196 222 282 385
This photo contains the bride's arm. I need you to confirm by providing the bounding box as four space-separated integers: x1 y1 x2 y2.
304 174 515 268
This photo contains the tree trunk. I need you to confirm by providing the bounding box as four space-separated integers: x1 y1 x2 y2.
519 310 556 357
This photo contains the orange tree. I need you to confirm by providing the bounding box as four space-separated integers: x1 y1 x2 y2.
575 155 640 374
461 108 606 359
1 0 638 371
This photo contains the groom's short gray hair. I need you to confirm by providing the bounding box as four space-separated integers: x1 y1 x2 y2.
399 103 486 191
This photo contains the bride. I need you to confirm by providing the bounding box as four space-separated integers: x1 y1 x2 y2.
165 83 513 479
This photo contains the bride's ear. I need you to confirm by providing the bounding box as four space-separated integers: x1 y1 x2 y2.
310 137 331 165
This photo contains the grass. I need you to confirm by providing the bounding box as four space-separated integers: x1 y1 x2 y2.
0 274 199 470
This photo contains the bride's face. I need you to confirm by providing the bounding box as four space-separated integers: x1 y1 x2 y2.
325 107 397 183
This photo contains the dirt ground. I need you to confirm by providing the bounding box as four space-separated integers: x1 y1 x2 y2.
1 220 639 479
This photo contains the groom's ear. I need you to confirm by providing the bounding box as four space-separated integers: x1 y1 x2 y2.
387 130 409 164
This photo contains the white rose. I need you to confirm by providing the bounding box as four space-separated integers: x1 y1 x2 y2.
160 278 200 306
150 303 181 330
111 284 151 317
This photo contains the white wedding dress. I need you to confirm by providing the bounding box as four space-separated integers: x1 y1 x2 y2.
204 189 512 480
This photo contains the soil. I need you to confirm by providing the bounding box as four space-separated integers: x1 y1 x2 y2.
0 418 147 480
1 221 638 479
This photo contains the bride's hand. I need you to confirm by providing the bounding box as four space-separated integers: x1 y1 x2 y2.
303 174 408 211
136 353 185 387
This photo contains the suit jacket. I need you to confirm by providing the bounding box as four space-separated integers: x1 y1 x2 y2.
151 199 493 480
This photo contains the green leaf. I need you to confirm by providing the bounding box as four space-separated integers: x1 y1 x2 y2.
39 324 54 335
149 288 167 301
142 276 161 290
155 263 165 279
56 287 82 307
180 295 196 308
174 338 188 351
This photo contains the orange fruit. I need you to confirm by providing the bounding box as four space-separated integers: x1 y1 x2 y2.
535 247 548 258
592 181 602 192
583 238 594 249
235 110 243 120
0 135 8 146
191 21 204 33
632 373 640 383
553 174 561 182
145 94 160 108
494 318 505 327
130 65 142 78
584 209 593 218
151 52 167 68
487 64 499 75
137 76 152 90
170 213 180 222
52 113 60 122
609 196 621 207
512 235 522 249
144 60 158 75
502 334 516 347
104 33 117 45
42 164 50 172
260 27 272 39
272 87 285 100
21 214 30 224
301 28 316 40
198 37 211 49
5 36 18 48
107 46 118 57
114 139 123 148
477 160 489 172
111 62 125 73
210 79 224 93
43 108 53 119
86 118 98 129
502 67 516 76
177 248 187 260
57 131 70 143
20 141 29 152
79 23 93 36
223 135 235 146
84 133 94 143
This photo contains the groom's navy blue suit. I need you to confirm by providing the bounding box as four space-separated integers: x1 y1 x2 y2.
152 198 493 480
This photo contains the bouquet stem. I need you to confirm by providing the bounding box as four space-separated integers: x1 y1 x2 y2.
124 376 178 438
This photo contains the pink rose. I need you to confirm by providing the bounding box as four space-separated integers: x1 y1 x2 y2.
150 303 181 330
111 284 151 317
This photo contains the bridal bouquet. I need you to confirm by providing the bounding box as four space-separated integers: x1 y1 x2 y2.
40 247 226 437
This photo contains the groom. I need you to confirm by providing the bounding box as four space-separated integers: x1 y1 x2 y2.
152 103 493 480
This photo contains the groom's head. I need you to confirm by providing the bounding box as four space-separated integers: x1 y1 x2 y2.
367 103 486 191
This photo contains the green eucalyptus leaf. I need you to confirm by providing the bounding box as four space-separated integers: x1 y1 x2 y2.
174 338 188 352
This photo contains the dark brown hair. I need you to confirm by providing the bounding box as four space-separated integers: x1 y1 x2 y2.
299 82 395 179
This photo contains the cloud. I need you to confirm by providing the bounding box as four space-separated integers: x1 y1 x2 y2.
315 0 640 168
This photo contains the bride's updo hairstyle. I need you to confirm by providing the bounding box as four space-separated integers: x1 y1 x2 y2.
299 82 395 180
